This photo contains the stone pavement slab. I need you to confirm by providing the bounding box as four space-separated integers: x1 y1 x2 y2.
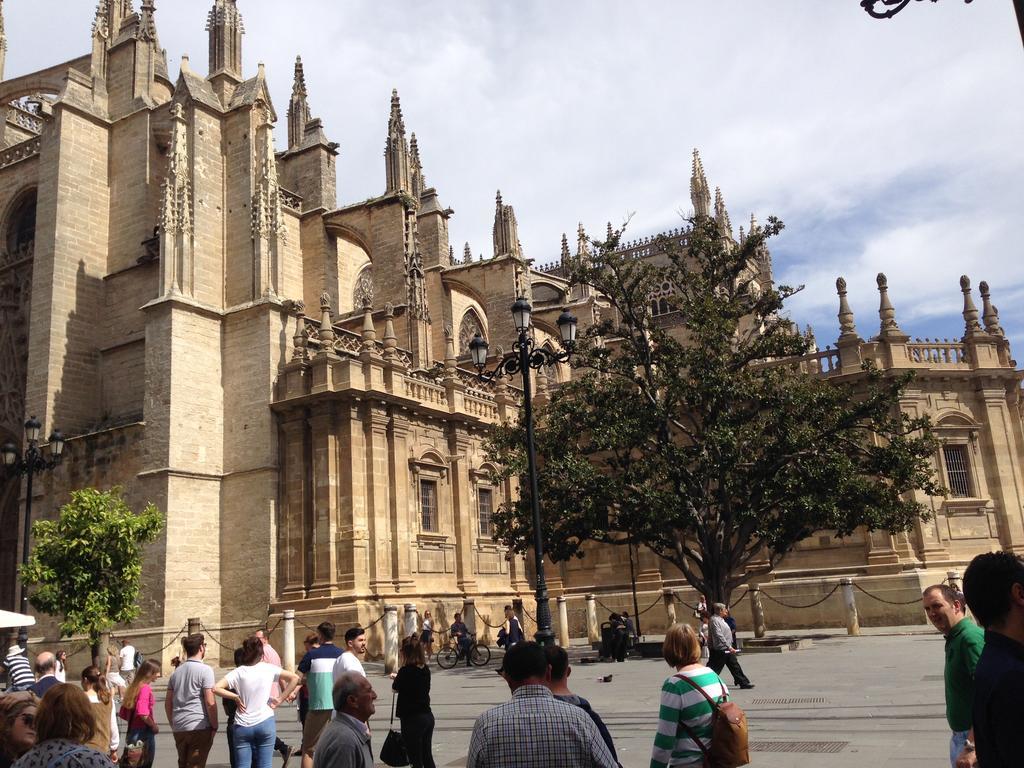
145 630 951 768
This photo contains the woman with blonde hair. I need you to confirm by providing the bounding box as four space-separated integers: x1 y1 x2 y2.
0 692 38 768
80 666 118 761
120 660 162 768
10 685 110 768
650 623 729 768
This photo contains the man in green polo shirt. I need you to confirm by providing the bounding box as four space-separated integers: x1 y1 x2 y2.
923 583 985 768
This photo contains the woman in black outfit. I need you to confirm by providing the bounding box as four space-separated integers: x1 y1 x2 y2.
392 636 435 768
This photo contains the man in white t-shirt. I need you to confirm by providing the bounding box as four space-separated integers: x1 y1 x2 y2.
332 627 367 681
119 638 136 684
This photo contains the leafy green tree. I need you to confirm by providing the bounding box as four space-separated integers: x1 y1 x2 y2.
486 216 942 603
21 487 163 662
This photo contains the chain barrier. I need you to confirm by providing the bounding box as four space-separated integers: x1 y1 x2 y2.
296 617 320 634
364 612 386 630
636 593 664 617
129 624 188 657
521 605 536 623
851 583 923 606
473 606 506 630
264 616 283 637
594 598 617 616
198 622 236 651
729 589 750 609
758 583 841 610
672 593 702 612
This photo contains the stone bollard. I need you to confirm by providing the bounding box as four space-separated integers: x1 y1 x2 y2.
585 594 600 644
383 606 399 674
404 604 418 639
463 598 477 638
663 589 677 628
282 610 296 671
946 570 962 591
840 578 860 636
749 588 766 639
556 596 570 647
187 617 201 637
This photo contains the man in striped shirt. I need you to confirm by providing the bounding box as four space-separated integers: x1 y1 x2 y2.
2 644 34 692
468 642 617 768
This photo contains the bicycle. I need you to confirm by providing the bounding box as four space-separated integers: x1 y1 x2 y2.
436 633 491 669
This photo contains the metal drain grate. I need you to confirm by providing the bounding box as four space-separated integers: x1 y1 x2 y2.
751 741 848 754
751 697 828 705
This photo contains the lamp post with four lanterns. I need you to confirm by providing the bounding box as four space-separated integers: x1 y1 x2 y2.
469 298 577 646
1 416 65 652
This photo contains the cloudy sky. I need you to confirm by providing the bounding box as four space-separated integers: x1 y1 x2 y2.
6 1 1023 346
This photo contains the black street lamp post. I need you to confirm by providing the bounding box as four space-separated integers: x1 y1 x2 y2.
469 298 578 646
1 416 65 652
860 0 1024 49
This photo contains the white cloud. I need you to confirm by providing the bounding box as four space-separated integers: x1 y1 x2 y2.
5 1 1023 344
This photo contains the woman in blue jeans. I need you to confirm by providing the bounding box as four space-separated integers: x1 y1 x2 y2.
214 635 300 768
122 660 162 768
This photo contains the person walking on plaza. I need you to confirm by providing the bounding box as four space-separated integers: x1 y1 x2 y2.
963 551 1024 768
467 642 617 768
105 645 126 698
214 635 299 768
2 646 34 693
119 639 137 685
707 603 754 689
419 611 434 657
28 654 58 699
392 637 435 768
921 584 984 768
53 652 66 685
449 613 472 667
332 628 367 680
609 613 628 662
651 623 732 768
0 691 38 768
80 665 118 762
121 659 162 768
311 672 376 768
165 634 218 768
297 634 319 728
297 622 343 768
11 685 111 768
542 645 619 764
255 629 298 766
503 606 524 648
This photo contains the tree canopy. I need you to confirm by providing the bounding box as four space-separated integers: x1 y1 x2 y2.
486 215 942 603
21 487 164 648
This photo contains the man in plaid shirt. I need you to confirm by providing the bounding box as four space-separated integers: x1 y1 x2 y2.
467 642 618 768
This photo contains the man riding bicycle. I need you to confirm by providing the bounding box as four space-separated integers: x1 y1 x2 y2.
450 612 473 667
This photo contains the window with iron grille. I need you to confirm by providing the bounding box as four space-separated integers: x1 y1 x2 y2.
420 479 438 531
478 488 494 537
943 445 972 498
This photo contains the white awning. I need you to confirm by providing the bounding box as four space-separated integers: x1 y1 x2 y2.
0 610 36 630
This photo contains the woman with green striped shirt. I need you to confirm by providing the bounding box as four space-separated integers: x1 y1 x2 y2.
651 623 729 767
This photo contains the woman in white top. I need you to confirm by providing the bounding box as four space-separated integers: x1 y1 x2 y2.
419 610 434 656
214 635 299 768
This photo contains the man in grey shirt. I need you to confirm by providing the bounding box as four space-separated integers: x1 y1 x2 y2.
313 672 376 768
708 602 754 689
164 633 218 768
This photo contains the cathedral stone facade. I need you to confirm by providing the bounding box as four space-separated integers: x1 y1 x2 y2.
1 1 1022 662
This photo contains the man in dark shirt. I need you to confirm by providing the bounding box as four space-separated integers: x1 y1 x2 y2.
450 613 472 667
542 645 619 765
963 551 1024 768
29 652 59 698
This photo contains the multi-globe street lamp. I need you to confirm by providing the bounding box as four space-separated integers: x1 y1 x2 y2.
860 0 1024 48
1 416 65 652
469 298 578 646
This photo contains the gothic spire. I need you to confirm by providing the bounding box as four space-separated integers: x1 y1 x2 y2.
690 148 711 218
960 275 983 337
137 0 158 43
251 104 284 297
979 280 1005 337
0 0 7 82
409 132 425 198
560 233 570 268
464 242 472 264
836 277 858 339
207 0 244 80
492 190 522 259
876 273 904 338
576 222 589 260
714 186 732 239
385 89 411 194
287 55 310 149
159 103 194 297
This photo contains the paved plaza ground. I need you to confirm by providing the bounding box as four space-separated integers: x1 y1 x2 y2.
145 626 951 768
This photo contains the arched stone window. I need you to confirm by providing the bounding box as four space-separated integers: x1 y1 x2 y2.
458 309 484 356
353 266 374 310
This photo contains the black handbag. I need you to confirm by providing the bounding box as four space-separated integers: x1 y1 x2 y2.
379 691 410 767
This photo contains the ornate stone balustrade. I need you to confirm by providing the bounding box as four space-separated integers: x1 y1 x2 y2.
0 138 41 170
907 339 969 366
798 347 841 377
279 187 302 211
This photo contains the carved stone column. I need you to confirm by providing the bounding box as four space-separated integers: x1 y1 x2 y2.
336 403 370 593
308 405 339 597
278 413 309 600
388 413 414 592
448 427 478 594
